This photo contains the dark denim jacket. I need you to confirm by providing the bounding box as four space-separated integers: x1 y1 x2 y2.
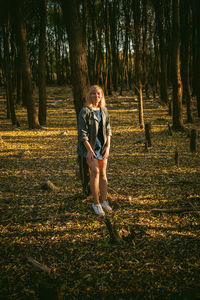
77 105 112 157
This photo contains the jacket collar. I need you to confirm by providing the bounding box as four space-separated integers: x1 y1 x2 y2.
86 105 101 122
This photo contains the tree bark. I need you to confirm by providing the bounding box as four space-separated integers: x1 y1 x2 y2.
38 0 47 126
171 0 184 130
153 0 169 104
194 0 200 117
104 0 112 95
16 0 40 129
180 0 193 123
133 0 144 129
3 14 19 126
61 0 90 195
61 0 90 119
109 0 119 91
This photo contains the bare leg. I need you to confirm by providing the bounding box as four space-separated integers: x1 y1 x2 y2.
87 158 100 204
99 159 108 202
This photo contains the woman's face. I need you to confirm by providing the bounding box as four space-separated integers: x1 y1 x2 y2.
90 88 101 107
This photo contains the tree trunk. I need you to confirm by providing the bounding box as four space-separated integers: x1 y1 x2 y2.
194 0 200 117
120 0 130 94
61 0 90 196
16 56 23 106
171 0 183 130
61 0 90 119
180 0 193 123
109 0 119 91
3 15 19 126
153 0 169 104
16 0 40 129
133 0 144 129
38 0 47 126
104 0 112 95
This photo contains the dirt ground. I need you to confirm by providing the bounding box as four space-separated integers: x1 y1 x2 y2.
0 86 200 299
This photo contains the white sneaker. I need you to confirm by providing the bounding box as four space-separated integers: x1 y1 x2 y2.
101 201 112 211
92 204 105 216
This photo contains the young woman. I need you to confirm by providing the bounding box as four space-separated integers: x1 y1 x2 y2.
77 85 112 216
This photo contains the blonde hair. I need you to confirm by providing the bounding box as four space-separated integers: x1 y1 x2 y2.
86 85 106 108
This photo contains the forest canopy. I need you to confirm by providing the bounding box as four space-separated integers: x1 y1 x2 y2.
0 0 200 129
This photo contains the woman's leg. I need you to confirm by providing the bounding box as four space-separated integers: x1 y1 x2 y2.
98 159 108 202
87 158 100 204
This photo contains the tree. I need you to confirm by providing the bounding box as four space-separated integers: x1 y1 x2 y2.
180 0 193 123
171 0 183 130
153 0 169 104
3 14 19 126
61 0 90 119
133 0 144 129
193 0 200 117
38 0 47 126
15 0 40 129
61 0 90 195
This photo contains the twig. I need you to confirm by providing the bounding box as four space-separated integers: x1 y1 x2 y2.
187 201 200 218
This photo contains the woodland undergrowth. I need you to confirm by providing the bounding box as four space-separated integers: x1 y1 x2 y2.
0 86 200 300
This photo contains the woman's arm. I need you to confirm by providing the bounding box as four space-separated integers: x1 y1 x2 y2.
102 135 111 159
84 140 97 161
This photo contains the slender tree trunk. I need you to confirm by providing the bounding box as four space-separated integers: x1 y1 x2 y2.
104 0 112 95
109 0 119 91
133 0 144 129
194 0 200 117
16 0 40 129
142 0 149 98
16 56 23 105
38 0 47 126
3 16 19 126
180 0 193 123
153 0 168 104
120 0 130 94
171 0 183 130
87 0 98 84
191 0 198 98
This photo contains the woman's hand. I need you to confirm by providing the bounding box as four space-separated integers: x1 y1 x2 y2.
87 150 96 161
102 146 110 159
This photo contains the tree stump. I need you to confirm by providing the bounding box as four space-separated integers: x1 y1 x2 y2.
168 123 173 136
104 217 124 245
174 151 179 166
190 129 197 152
145 123 152 147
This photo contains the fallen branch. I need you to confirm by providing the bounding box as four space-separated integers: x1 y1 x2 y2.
41 180 60 192
27 257 52 276
27 257 62 300
152 207 200 214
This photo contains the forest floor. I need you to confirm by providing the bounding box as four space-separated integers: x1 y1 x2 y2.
0 86 200 300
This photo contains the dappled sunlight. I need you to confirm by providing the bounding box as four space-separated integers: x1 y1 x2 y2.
0 86 200 299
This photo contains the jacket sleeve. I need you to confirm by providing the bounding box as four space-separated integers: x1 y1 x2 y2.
105 107 112 136
78 108 89 142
